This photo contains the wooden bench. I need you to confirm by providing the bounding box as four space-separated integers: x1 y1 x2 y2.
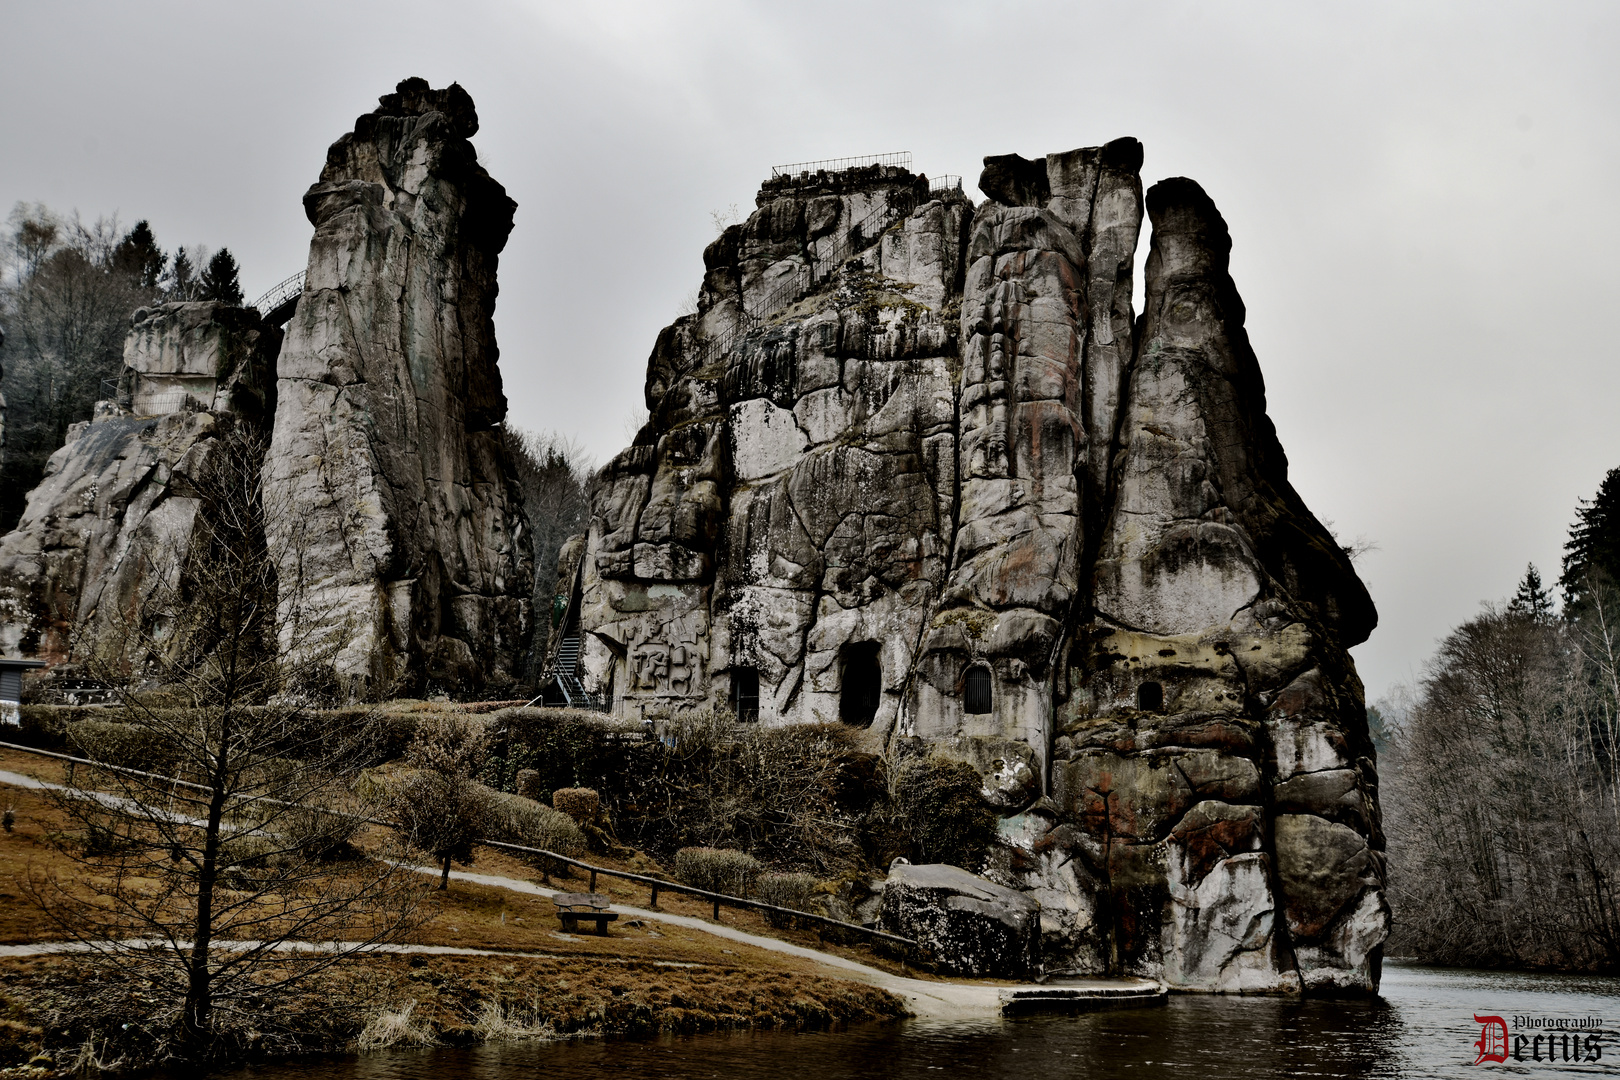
552 891 618 935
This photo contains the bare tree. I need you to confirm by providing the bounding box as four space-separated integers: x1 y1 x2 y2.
0 204 158 530
502 426 592 670
27 428 421 1060
1385 597 1620 971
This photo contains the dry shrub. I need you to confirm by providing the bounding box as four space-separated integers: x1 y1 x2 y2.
674 847 760 896
354 1000 435 1051
890 757 998 870
757 871 818 927
514 768 543 801
552 787 599 822
66 719 176 772
484 789 586 856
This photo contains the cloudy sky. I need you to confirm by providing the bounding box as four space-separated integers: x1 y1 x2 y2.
4 0 1616 704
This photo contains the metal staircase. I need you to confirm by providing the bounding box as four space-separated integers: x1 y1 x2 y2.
553 634 605 710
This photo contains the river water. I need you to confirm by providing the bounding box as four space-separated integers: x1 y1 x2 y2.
214 963 1620 1079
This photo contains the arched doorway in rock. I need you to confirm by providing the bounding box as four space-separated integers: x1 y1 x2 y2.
839 642 882 728
963 664 993 714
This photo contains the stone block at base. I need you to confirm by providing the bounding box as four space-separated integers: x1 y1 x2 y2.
880 863 1041 978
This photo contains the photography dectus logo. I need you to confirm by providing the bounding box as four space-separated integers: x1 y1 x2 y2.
1472 1014 1603 1065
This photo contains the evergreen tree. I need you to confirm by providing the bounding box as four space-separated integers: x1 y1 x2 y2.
1510 563 1556 621
198 247 243 306
1561 468 1620 614
165 247 196 300
1365 704 1394 758
111 220 165 290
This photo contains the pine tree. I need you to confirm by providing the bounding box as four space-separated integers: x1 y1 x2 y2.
197 247 243 306
1510 563 1555 621
1561 468 1620 614
111 220 166 290
165 248 196 300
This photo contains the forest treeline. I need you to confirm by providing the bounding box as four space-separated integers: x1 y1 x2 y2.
1384 469 1620 972
0 204 245 531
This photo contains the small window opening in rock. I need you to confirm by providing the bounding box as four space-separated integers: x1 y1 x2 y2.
840 642 882 728
1137 681 1164 713
963 666 993 714
730 667 760 723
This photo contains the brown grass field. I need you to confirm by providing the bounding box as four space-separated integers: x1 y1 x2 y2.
0 745 911 1071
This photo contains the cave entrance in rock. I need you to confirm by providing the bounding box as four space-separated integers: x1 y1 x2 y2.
840 642 881 728
1138 681 1164 713
729 666 760 723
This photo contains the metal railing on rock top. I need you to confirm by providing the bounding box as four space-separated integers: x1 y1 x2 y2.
929 175 963 192
770 151 912 180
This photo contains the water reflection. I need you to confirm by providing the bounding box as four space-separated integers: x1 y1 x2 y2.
210 964 1620 1080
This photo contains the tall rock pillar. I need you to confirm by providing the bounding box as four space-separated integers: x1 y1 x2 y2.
1052 177 1384 992
264 78 532 698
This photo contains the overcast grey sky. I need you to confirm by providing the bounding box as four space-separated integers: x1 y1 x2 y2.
3 0 1616 706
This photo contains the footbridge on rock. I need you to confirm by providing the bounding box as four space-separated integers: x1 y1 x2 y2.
251 271 306 327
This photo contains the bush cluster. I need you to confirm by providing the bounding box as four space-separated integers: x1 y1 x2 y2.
551 787 599 822
757 871 819 927
476 707 999 877
674 847 760 896
67 720 177 772
483 790 586 857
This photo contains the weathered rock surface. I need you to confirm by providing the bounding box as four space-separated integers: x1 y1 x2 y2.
566 146 1387 993
879 862 1042 978
0 303 279 661
263 78 532 698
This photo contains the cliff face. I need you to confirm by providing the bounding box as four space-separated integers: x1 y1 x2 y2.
569 147 1385 993
0 302 279 662
263 78 532 698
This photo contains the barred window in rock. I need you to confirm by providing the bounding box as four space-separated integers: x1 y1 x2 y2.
963 666 993 714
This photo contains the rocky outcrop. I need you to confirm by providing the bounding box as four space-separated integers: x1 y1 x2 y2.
263 78 532 698
0 302 279 662
879 862 1041 978
568 147 1385 993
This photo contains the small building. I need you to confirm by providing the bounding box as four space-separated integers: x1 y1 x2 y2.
0 658 44 725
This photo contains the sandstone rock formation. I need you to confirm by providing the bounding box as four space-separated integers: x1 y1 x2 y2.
0 79 535 701
879 862 1041 978
564 148 1386 993
263 78 532 698
0 302 279 662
